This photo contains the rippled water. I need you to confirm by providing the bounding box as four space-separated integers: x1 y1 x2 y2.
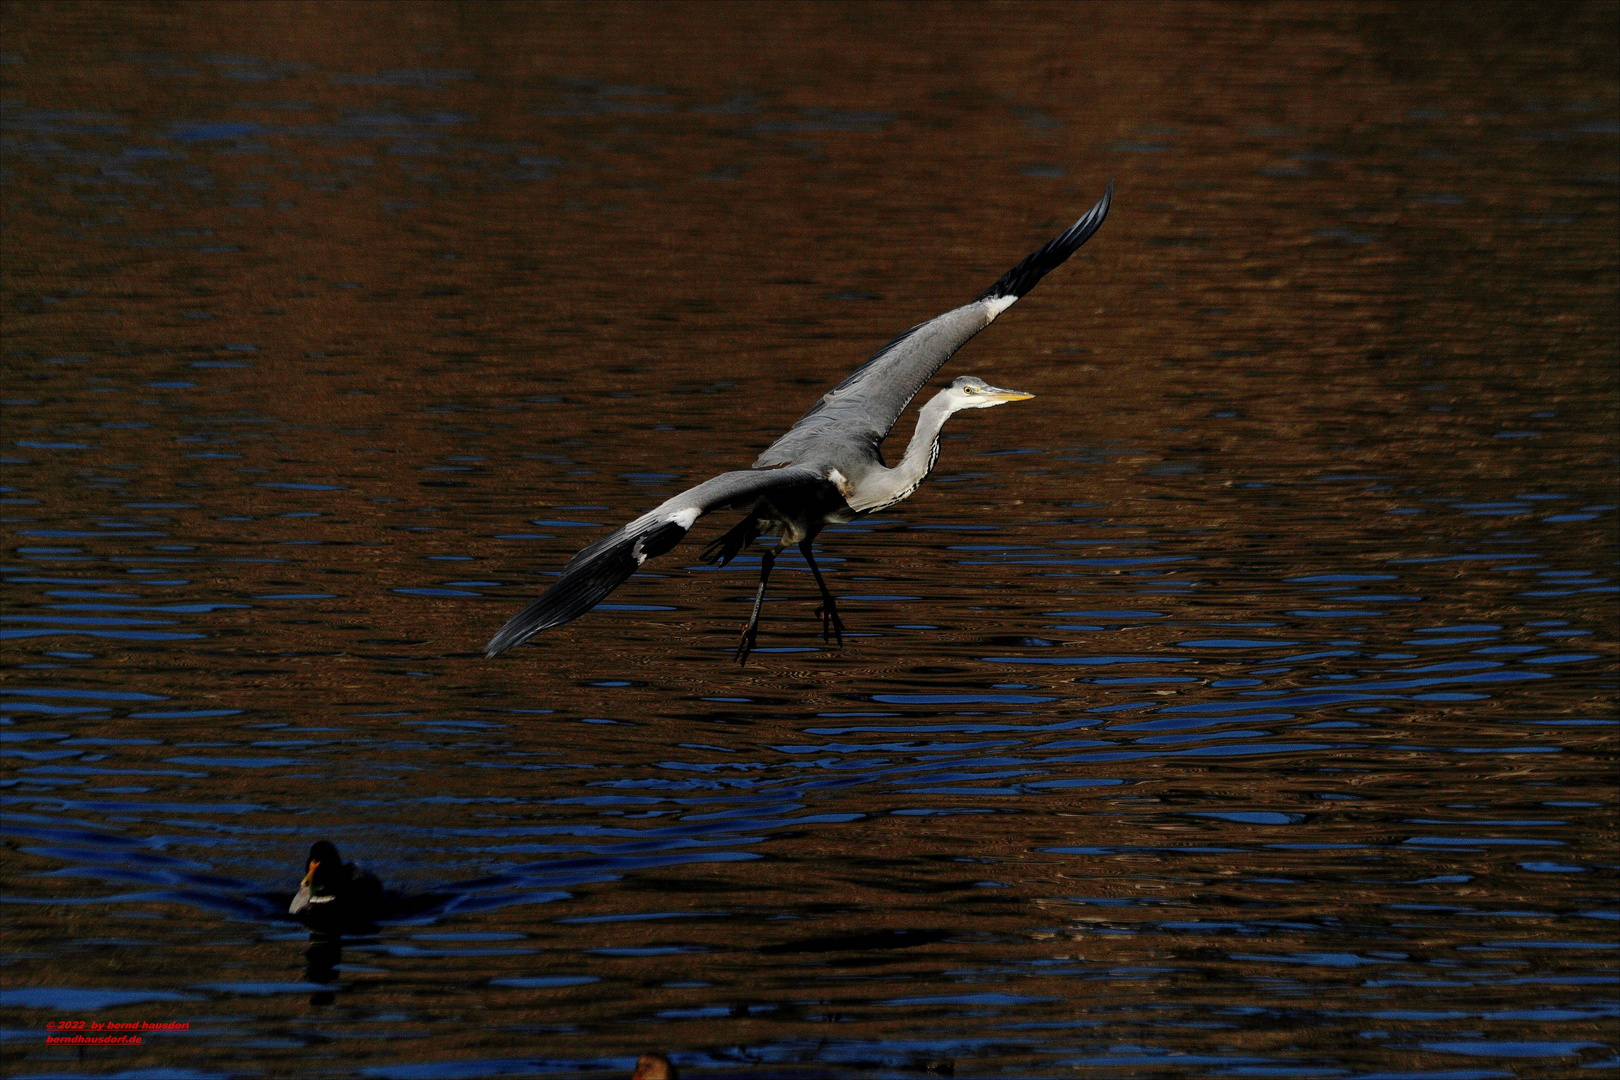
3 4 1616 1078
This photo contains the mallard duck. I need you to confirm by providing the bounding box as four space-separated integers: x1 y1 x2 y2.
289 840 385 935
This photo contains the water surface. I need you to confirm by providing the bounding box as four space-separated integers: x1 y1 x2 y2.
2 4 1616 1077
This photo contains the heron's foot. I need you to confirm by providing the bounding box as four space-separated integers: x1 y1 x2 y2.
815 601 845 646
734 621 760 665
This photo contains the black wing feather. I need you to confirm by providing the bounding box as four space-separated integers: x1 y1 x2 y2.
483 520 685 658
980 181 1112 302
485 466 829 657
754 185 1112 469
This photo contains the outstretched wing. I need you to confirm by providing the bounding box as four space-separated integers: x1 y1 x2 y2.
485 465 831 657
755 184 1112 469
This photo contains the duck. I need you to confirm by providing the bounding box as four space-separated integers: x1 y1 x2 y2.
632 1054 678 1080
288 840 386 935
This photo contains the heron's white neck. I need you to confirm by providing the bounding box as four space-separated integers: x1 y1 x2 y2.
848 390 959 513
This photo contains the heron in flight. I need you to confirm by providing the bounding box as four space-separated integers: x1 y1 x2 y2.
487 184 1111 663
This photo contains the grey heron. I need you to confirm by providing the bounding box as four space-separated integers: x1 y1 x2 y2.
487 184 1111 662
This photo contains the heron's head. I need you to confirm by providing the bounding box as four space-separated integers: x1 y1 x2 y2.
946 375 1034 410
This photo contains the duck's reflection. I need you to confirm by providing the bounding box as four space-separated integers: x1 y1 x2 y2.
303 935 342 981
303 936 341 1006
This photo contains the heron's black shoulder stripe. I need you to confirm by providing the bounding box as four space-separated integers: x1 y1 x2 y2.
979 182 1111 303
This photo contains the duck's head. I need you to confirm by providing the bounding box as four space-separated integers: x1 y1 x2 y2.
290 840 346 915
632 1053 678 1080
304 840 344 888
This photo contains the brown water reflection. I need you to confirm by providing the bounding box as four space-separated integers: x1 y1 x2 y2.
3 3 1616 1078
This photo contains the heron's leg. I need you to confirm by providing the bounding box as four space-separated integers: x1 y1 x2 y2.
798 539 844 645
735 546 777 665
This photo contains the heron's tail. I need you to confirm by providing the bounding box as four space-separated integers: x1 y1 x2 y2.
483 518 689 657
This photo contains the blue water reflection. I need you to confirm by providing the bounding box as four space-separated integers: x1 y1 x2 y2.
3 3 1617 1078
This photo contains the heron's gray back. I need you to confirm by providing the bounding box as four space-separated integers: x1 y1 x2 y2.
674 465 834 516
753 302 992 469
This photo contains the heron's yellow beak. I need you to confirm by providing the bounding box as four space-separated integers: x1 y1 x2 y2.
989 388 1034 402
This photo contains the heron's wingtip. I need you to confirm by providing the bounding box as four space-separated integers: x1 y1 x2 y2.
483 622 530 658
483 626 528 658
978 184 1113 304
1077 181 1112 231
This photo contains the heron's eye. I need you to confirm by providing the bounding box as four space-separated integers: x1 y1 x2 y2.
963 385 977 394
